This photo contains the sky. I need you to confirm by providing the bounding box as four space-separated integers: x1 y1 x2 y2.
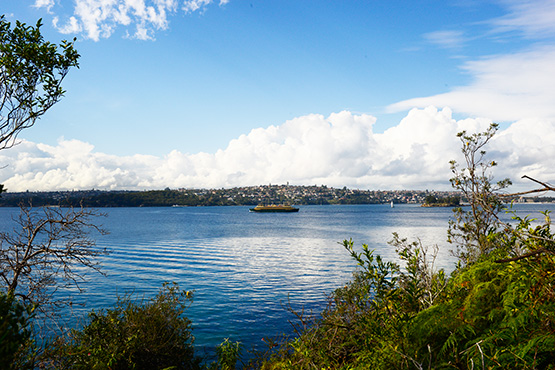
1 0 555 192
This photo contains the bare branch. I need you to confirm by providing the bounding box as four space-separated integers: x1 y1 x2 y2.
502 175 555 197
522 175 555 190
0 204 108 310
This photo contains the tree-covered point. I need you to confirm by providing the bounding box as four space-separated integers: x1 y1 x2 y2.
0 189 249 207
422 194 461 207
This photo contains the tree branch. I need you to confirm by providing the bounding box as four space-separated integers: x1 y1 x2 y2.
495 247 555 263
502 175 555 197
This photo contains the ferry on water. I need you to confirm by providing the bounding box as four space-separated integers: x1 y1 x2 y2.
249 204 299 213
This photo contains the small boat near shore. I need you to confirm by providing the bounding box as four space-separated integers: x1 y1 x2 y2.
249 204 299 213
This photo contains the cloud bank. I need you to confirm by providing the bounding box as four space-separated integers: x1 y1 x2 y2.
1 107 553 192
36 0 229 41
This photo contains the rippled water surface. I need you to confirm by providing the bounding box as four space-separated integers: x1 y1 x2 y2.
1 203 553 355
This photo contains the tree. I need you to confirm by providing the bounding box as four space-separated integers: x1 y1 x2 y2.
448 123 512 265
0 16 81 367
0 15 79 150
0 205 107 311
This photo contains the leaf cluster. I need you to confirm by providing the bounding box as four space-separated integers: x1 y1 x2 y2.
0 15 79 150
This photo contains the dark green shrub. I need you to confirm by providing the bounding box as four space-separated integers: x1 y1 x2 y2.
52 282 201 370
0 293 34 370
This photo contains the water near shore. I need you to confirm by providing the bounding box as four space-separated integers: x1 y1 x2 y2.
0 203 553 356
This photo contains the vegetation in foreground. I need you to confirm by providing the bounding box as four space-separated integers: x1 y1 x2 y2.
254 217 555 369
250 125 555 369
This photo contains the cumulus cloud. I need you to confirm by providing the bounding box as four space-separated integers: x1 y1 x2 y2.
35 0 225 41
1 108 552 192
388 45 555 121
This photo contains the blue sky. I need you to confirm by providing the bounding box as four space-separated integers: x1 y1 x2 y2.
2 0 555 192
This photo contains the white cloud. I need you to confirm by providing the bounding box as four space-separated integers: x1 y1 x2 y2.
37 0 221 41
182 0 228 13
388 45 555 121
33 0 55 13
2 108 552 192
53 16 82 34
183 0 211 13
424 30 466 49
395 0 555 123
491 0 555 38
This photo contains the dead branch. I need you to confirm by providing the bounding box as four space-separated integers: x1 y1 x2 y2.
0 204 108 309
502 175 555 197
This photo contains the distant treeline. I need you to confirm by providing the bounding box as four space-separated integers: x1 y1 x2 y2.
0 188 392 207
0 190 247 207
0 189 350 207
1 188 552 208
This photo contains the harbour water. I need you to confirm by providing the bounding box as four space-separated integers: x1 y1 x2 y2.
0 203 553 357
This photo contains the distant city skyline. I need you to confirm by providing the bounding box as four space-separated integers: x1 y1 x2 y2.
2 1 555 192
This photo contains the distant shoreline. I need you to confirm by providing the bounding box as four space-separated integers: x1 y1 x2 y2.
1 186 552 208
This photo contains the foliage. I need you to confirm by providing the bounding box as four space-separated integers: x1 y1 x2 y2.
0 293 34 369
256 238 447 369
256 125 555 369
448 123 512 265
259 216 555 369
209 338 242 370
0 15 79 150
48 282 201 370
409 215 555 369
391 233 447 311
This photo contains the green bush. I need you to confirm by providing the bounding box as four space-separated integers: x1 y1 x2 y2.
50 282 201 370
0 293 34 370
210 338 241 370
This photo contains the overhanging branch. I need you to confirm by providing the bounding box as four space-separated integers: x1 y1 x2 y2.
501 175 555 198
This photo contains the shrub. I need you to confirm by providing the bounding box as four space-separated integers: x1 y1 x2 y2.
50 282 201 370
0 293 34 369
